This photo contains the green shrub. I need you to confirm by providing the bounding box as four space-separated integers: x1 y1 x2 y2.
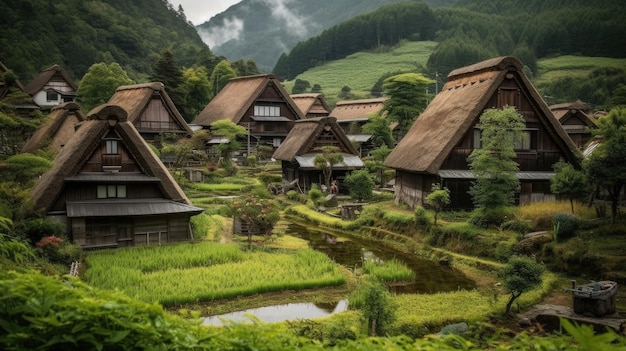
286 190 299 201
501 219 532 235
258 172 282 185
344 169 374 201
246 155 257 166
553 212 579 240
15 218 65 244
414 206 433 226
470 207 515 228
308 186 324 206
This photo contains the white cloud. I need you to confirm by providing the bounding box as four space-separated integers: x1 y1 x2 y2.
261 0 309 39
198 17 245 48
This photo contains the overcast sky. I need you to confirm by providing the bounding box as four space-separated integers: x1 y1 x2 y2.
170 0 241 25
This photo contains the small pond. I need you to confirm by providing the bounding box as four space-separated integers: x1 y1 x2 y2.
203 221 476 325
203 300 349 326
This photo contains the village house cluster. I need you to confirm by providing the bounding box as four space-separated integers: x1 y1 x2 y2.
2 56 599 248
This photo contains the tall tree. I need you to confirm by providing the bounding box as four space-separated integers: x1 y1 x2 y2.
210 60 237 97
585 107 626 223
150 50 185 115
468 107 524 211
179 66 211 122
362 114 394 148
313 146 344 191
77 63 134 112
381 73 433 140
364 145 392 188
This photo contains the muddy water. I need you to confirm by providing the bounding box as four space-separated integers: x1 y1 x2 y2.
286 222 476 294
203 221 476 325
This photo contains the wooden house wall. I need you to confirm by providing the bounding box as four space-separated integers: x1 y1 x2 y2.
73 214 190 248
63 183 163 202
442 80 568 172
561 114 593 148
135 99 182 133
82 139 142 173
393 170 437 209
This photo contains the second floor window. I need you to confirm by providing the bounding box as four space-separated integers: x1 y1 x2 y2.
97 185 127 199
105 140 119 154
254 105 280 117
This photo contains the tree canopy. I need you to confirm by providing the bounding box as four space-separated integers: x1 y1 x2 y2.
584 107 626 223
381 73 434 140
469 107 524 212
77 62 134 112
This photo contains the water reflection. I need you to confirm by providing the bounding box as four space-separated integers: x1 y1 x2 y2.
287 222 476 293
203 300 349 326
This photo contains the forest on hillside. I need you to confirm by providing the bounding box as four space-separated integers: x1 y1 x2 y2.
273 0 626 80
0 0 219 83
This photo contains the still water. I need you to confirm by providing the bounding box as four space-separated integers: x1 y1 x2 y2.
203 221 476 325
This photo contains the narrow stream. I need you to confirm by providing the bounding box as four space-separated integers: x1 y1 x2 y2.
203 221 476 325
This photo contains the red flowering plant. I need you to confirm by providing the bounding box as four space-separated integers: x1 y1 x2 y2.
227 195 280 235
36 235 63 248
35 235 80 265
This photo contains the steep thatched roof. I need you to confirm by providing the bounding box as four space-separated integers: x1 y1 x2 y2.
24 64 77 96
0 61 27 99
550 100 595 126
30 104 193 213
272 116 360 165
192 74 303 126
290 93 331 117
330 98 387 122
107 82 192 135
384 56 579 173
21 102 85 153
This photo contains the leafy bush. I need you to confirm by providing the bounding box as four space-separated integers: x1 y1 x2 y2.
246 155 257 166
470 207 515 228
308 185 324 206
414 206 433 226
501 219 532 235
15 218 65 244
286 190 299 200
257 172 282 185
553 212 579 240
344 169 374 201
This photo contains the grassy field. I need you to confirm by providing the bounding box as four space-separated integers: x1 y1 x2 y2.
535 55 626 85
282 40 438 107
85 242 346 306
282 41 626 109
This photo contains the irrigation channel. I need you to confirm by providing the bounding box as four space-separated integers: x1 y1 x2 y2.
203 221 476 326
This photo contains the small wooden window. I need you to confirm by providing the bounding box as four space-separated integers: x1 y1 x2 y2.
96 185 127 198
105 140 119 154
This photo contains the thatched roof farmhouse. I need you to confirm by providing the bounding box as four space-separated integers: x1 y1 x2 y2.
107 82 193 141
273 116 363 192
192 74 304 155
30 104 202 248
384 56 580 210
21 102 86 154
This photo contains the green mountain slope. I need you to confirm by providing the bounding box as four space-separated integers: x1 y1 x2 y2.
0 0 215 83
196 0 454 72
284 41 626 109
